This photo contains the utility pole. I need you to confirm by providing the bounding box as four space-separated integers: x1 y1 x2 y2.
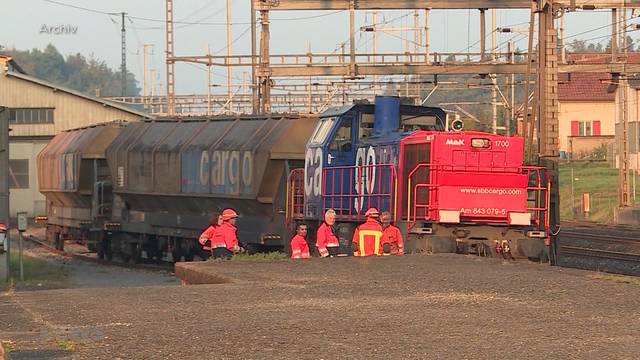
480 9 486 61
424 9 430 64
226 0 233 114
619 6 631 207
121 12 127 96
142 44 154 111
491 8 498 134
559 9 566 64
349 2 356 78
536 0 560 264
259 8 271 113
372 11 378 88
250 0 258 114
149 69 155 113
0 107 9 283
165 0 175 115
207 45 212 116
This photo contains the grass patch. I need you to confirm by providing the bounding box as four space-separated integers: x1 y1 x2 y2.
559 161 640 223
590 273 640 285
227 252 289 262
55 339 77 352
2 340 15 353
8 252 67 288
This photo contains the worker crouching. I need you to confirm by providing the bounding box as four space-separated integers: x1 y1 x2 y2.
352 208 383 257
210 208 242 259
380 211 404 256
316 209 340 257
198 213 223 255
290 223 311 259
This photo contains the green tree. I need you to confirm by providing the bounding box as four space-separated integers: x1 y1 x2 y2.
1 44 140 96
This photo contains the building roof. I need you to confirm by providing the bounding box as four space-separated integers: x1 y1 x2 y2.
566 52 640 64
0 54 26 74
4 70 153 119
558 72 614 101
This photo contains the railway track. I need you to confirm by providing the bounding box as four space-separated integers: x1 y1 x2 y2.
556 222 640 277
25 233 175 273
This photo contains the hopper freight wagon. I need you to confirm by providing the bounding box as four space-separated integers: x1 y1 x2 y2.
287 96 552 259
38 114 317 262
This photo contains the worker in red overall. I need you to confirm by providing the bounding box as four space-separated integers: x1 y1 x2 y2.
198 213 223 254
210 208 241 259
352 208 383 257
316 209 340 257
290 223 310 259
380 211 404 256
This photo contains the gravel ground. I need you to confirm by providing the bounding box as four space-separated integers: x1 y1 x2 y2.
2 254 640 359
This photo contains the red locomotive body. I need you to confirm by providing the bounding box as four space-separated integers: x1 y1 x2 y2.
400 131 549 258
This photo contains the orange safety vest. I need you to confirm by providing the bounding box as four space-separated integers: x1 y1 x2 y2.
352 218 383 257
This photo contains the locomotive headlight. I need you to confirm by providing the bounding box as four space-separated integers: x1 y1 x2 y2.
471 138 491 148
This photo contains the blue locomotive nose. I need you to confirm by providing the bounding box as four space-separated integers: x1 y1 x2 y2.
373 96 400 136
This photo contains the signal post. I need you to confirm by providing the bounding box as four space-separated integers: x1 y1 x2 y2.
0 107 9 282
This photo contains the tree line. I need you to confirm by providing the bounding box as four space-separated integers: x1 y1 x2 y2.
0 44 140 97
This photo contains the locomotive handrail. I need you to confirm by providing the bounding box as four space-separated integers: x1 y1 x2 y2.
286 168 305 226
322 164 398 221
406 162 551 231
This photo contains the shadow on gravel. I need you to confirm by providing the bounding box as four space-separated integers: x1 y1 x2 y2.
8 349 72 359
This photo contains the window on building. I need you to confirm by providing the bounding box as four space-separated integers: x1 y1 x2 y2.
571 120 601 136
8 108 54 124
9 159 29 189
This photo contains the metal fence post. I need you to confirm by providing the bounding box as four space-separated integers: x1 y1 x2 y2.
0 107 10 283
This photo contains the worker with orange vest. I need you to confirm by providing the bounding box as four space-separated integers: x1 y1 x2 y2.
380 211 404 256
352 208 383 257
209 208 241 259
290 223 311 259
316 209 340 257
198 213 223 254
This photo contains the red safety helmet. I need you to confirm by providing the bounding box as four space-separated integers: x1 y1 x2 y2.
0 223 6 232
365 208 380 218
221 208 239 221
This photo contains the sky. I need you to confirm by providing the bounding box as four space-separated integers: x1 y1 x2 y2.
1 0 636 95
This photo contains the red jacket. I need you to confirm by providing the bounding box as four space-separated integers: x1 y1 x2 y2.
316 222 339 257
198 225 218 251
211 222 239 252
352 218 383 257
381 225 404 255
290 235 310 259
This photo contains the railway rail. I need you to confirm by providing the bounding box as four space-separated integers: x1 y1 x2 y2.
556 222 640 277
25 233 175 273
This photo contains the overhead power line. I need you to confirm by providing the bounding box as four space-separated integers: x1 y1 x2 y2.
43 0 344 26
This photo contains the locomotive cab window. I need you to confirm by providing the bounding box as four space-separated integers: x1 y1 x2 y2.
311 117 336 144
401 115 437 132
329 117 353 152
359 113 375 139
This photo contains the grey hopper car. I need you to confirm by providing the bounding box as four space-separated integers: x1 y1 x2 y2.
38 114 318 262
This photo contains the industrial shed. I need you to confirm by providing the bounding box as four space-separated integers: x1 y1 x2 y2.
0 54 151 217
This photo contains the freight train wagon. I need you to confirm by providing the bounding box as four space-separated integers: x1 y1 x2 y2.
38 114 317 262
287 96 551 259
38 96 551 262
